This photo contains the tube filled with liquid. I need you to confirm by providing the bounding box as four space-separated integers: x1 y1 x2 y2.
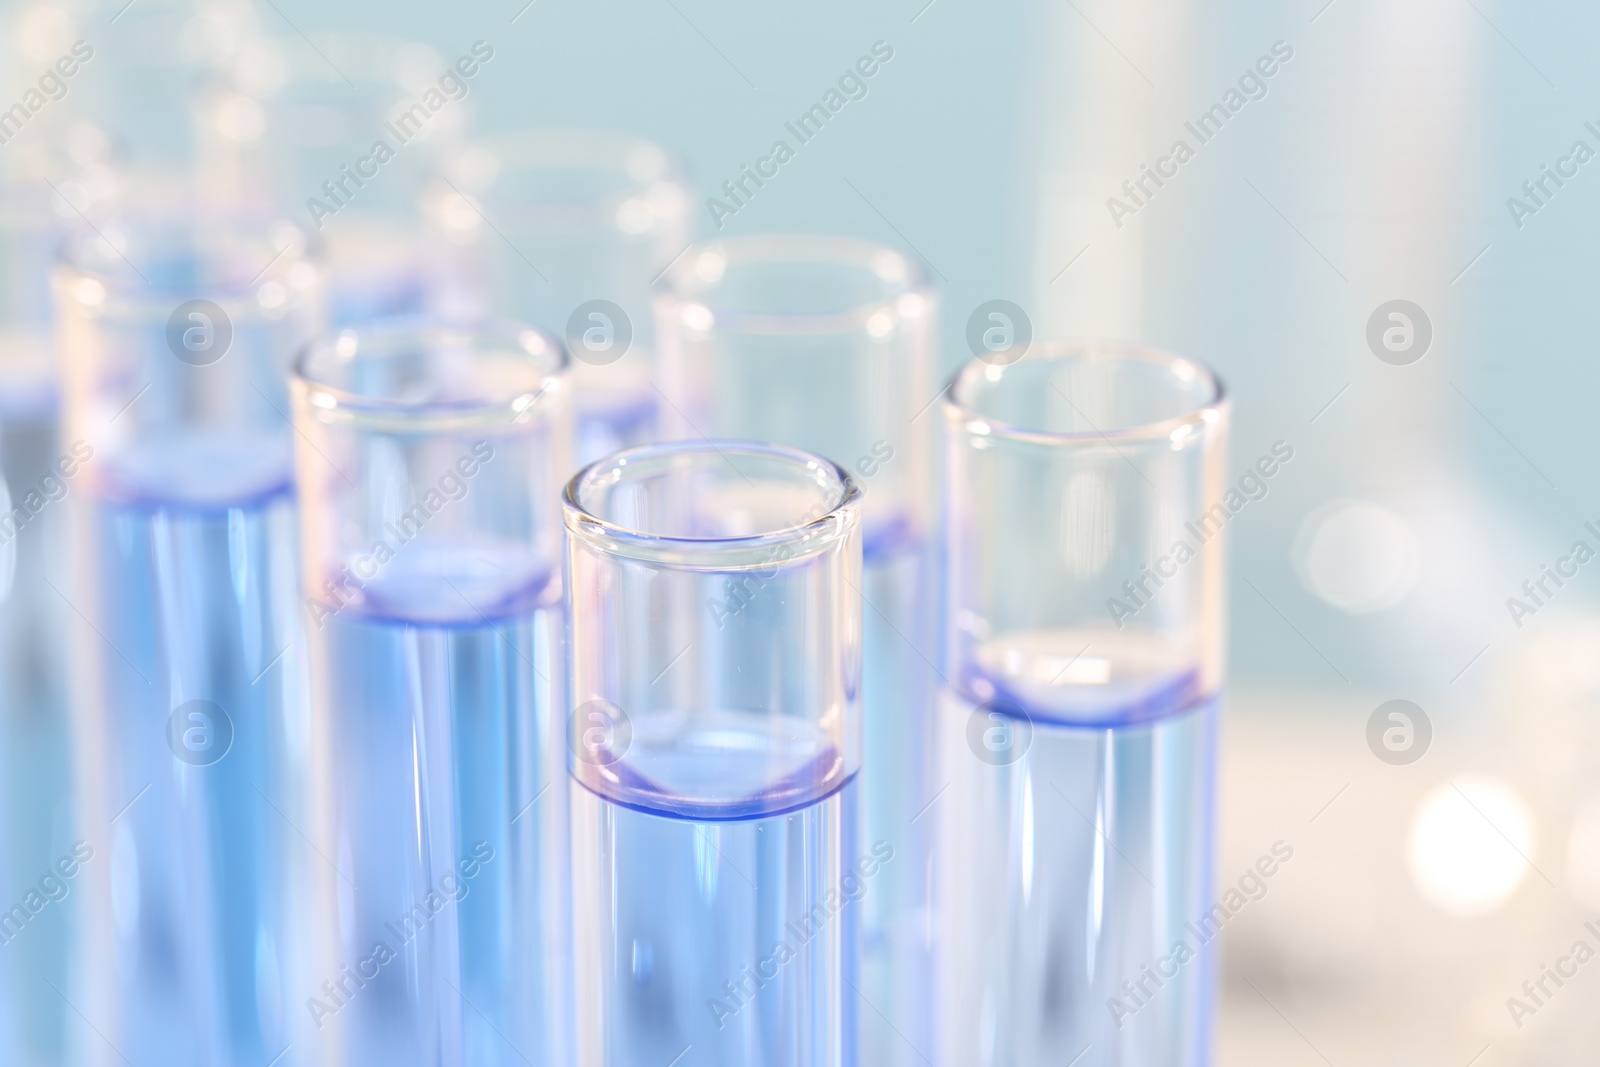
56 203 324 1066
654 236 937 1066
564 440 864 1067
0 172 80 1067
292 316 574 1067
936 342 1228 1067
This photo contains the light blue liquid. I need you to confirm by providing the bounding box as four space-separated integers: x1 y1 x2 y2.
81 484 305 1067
937 650 1217 1067
572 714 859 1067
857 527 935 1067
0 412 77 1067
309 567 569 1067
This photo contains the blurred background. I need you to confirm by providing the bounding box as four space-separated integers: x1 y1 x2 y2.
1 0 1597 1064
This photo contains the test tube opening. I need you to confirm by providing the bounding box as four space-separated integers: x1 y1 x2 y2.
295 315 566 422
660 234 930 333
55 201 324 508
941 340 1230 725
935 341 1230 1065
431 129 689 236
654 235 936 563
945 339 1225 443
563 440 864 819
293 316 572 625
565 439 861 561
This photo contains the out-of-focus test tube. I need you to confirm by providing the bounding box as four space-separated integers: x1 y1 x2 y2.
564 441 864 1067
55 205 324 1066
654 235 937 1066
935 343 1228 1067
0 178 76 1067
1 181 70 414
292 318 574 1067
63 0 267 167
0 476 12 598
0 28 120 1040
196 33 472 324
425 130 691 464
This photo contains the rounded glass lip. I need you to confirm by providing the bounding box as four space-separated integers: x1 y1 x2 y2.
943 340 1228 446
656 233 934 335
55 201 321 305
292 314 569 430
564 439 863 561
448 128 689 229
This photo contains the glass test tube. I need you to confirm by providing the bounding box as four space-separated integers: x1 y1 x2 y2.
292 318 574 1067
195 32 470 324
424 129 692 464
564 441 864 1067
935 343 1228 1067
653 235 937 1066
0 179 78 1067
55 206 324 1065
72 0 267 167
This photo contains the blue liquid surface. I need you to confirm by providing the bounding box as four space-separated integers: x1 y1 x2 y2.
573 715 859 1067
936 637 1217 1067
308 564 569 1067
79 486 306 1067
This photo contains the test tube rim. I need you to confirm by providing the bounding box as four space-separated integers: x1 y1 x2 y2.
563 438 863 566
292 313 570 431
53 202 323 314
942 339 1228 449
653 232 934 336
433 127 691 234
